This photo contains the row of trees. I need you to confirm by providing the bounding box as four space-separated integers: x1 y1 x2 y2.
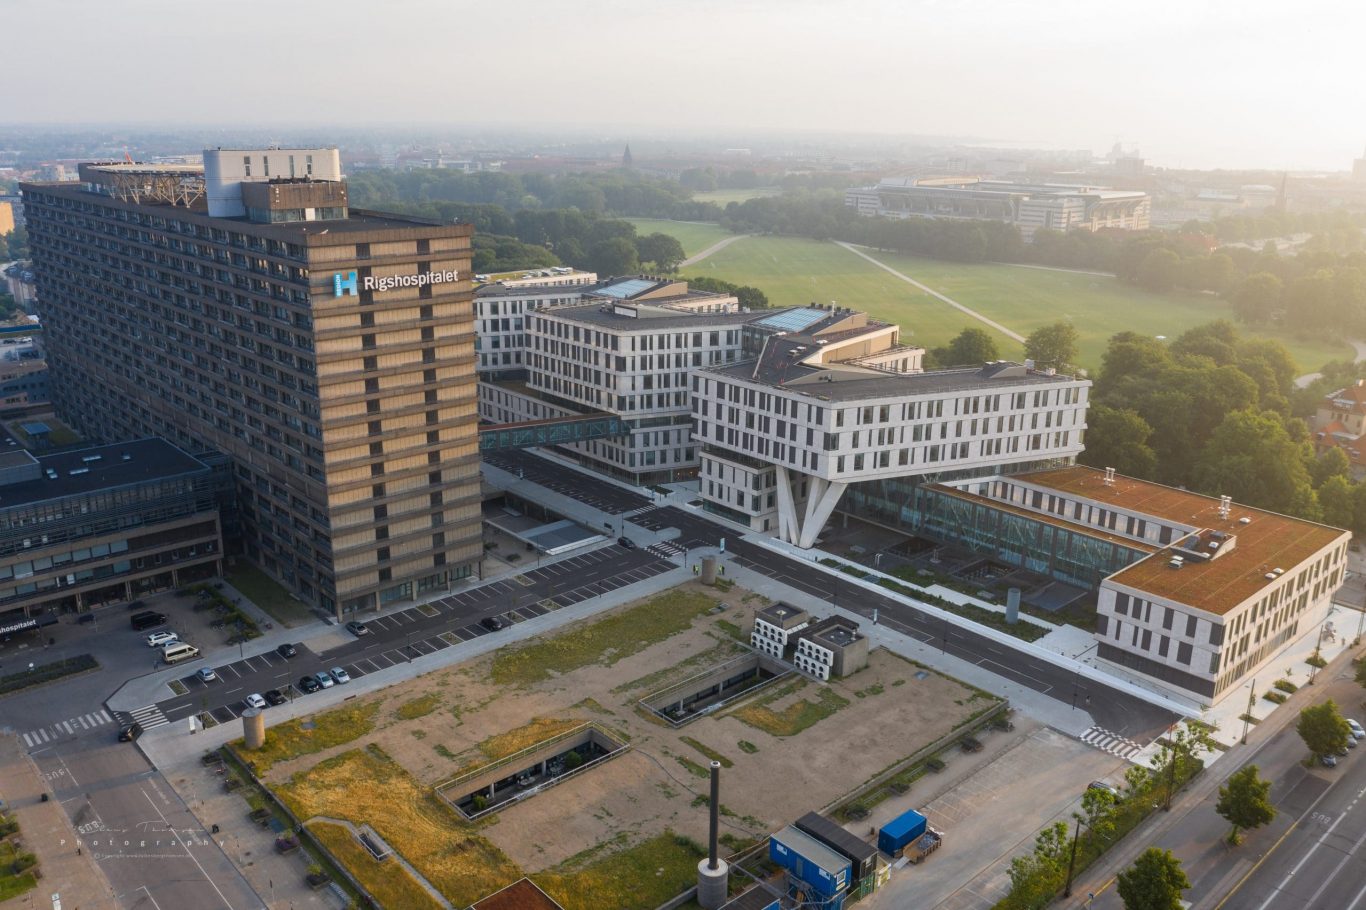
924 322 1078 371
1076 320 1356 524
0 226 27 261
347 167 721 222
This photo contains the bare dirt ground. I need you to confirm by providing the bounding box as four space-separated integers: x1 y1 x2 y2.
261 582 988 875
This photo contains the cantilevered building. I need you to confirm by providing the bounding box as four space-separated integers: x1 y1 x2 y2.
21 149 482 618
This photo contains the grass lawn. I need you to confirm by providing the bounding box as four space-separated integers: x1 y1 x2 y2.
395 693 441 721
476 716 583 764
0 840 38 901
867 250 1349 372
236 700 381 773
535 831 706 910
690 187 783 206
488 588 717 687
728 677 850 737
684 235 1019 354
277 747 521 907
310 821 443 910
624 218 735 258
226 564 314 627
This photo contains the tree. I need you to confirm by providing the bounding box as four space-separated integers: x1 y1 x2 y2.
1215 764 1276 844
1231 272 1284 325
635 232 686 272
1310 447 1351 488
1297 700 1350 761
586 237 639 277
1003 821 1069 910
1117 848 1190 910
931 328 1000 367
1025 321 1079 370
1079 406 1158 478
1135 248 1182 293
1192 410 1319 519
1319 475 1355 530
1149 724 1216 811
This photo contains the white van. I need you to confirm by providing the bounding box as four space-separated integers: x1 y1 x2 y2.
162 641 201 665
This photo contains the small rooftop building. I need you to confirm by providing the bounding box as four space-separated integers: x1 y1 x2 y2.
793 616 868 680
1311 379 1366 478
751 602 810 658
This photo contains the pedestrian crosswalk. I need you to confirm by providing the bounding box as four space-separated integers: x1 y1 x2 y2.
621 504 661 519
646 540 687 559
1079 725 1144 761
21 709 115 748
129 704 170 730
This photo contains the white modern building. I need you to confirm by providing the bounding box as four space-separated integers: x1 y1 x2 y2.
751 602 811 658
478 276 760 484
474 270 597 379
920 467 1349 703
844 177 1150 238
693 342 1089 545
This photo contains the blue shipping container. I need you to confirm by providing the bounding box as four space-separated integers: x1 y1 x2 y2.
878 809 928 855
769 826 851 899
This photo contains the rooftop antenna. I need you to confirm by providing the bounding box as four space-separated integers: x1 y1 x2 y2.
1103 467 1116 486
1218 495 1232 521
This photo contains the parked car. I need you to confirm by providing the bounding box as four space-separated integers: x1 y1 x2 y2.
244 693 267 710
345 620 369 637
197 667 218 683
276 643 298 659
1348 719 1365 739
330 667 351 684
298 675 321 694
1087 781 1120 799
1322 753 1339 768
117 722 143 742
146 631 179 648
264 689 288 706
617 536 635 549
130 611 168 631
481 616 507 632
314 671 335 689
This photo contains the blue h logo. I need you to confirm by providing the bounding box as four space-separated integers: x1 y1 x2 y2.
334 271 358 297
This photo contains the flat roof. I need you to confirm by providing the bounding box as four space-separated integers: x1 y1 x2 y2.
798 615 863 649
540 303 764 331
471 878 565 910
796 811 879 863
757 602 809 629
773 825 850 877
708 359 1083 402
1022 466 1347 615
0 438 209 510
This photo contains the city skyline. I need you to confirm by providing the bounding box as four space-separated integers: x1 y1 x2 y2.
4 0 1364 172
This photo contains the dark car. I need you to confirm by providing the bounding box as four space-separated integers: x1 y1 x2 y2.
264 689 288 706
617 536 636 549
345 620 369 637
276 643 298 659
130 611 168 631
298 675 322 693
117 722 143 742
481 616 507 632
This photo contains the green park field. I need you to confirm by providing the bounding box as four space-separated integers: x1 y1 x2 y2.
625 219 735 258
658 229 1349 373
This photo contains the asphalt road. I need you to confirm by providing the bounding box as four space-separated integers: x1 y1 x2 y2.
29 733 261 910
153 543 673 724
488 449 1179 742
1213 691 1366 910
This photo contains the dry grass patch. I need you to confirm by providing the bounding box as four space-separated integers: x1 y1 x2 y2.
396 693 442 721
239 700 381 773
535 832 705 910
277 747 520 907
728 678 850 737
489 588 717 687
310 820 442 910
478 717 583 763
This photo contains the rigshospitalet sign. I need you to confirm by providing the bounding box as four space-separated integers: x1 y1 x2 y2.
333 269 460 297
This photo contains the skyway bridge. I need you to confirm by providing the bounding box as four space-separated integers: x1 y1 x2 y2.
478 413 626 452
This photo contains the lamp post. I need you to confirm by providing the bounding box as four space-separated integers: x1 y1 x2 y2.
1063 815 1084 897
1308 619 1327 685
941 614 951 654
1240 678 1256 745
1070 664 1083 711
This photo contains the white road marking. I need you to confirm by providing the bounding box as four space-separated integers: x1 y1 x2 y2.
139 790 235 910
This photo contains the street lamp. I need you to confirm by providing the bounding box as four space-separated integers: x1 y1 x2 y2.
1240 678 1256 745
1308 619 1328 685
941 615 951 654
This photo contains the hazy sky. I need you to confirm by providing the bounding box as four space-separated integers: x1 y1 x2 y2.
7 0 1365 170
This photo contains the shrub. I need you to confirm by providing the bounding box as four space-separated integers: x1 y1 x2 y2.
1264 691 1288 704
1273 679 1298 694
564 750 584 770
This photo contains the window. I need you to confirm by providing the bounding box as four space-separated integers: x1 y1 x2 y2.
243 156 252 177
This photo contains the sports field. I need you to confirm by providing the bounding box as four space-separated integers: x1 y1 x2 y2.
672 232 1348 372
624 219 734 258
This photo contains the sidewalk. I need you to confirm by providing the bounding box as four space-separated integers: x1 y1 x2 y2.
0 735 118 910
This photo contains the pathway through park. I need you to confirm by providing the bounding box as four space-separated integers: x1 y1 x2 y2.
680 233 749 267
834 241 1027 343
